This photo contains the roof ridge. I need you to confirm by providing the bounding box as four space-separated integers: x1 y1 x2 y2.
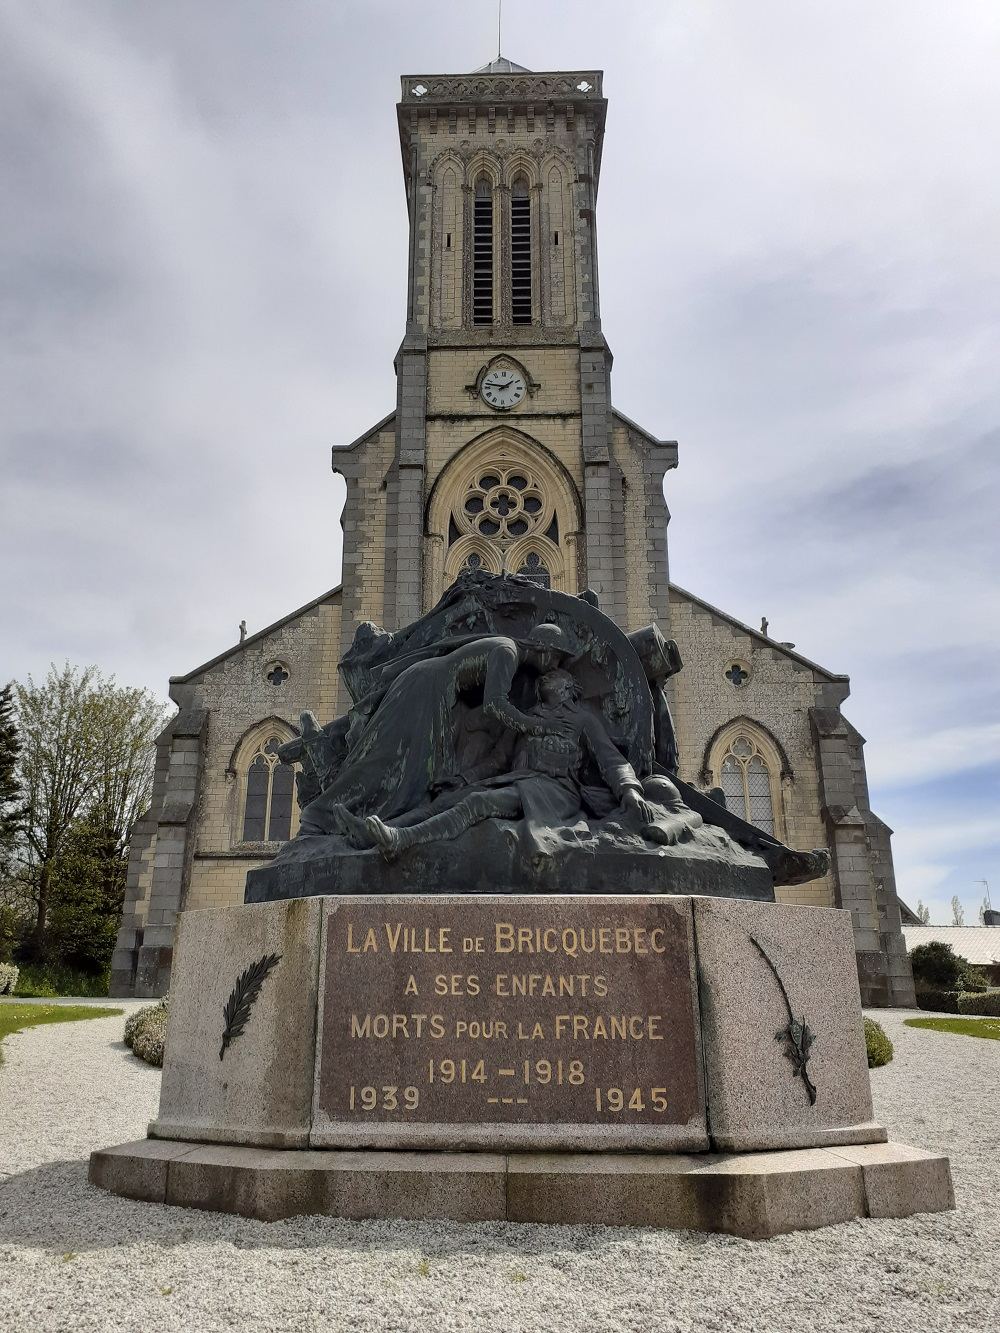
472 55 532 74
169 584 343 686
669 582 848 682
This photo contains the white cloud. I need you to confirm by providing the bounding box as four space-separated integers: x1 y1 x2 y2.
865 724 1000 790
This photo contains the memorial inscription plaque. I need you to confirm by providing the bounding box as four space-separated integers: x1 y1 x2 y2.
311 895 708 1151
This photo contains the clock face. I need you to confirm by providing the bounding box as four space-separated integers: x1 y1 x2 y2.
481 367 526 411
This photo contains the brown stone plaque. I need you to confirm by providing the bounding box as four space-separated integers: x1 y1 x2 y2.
312 895 706 1151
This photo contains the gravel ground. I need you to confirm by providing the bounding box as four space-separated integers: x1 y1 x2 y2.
0 1007 996 1333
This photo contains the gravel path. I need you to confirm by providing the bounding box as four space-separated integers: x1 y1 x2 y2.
0 1008 996 1332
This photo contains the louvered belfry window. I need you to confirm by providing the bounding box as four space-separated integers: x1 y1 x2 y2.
473 178 494 325
511 178 532 324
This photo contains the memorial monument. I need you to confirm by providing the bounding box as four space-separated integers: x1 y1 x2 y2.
92 573 952 1236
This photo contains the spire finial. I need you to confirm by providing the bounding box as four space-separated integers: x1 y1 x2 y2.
497 0 502 60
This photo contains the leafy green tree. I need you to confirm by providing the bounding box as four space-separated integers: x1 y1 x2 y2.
13 664 168 961
909 940 964 989
45 817 126 974
909 940 985 993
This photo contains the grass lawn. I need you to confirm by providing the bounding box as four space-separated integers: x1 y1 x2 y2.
905 1016 1000 1041
0 1002 123 1066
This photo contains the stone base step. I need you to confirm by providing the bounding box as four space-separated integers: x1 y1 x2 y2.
89 1138 953 1240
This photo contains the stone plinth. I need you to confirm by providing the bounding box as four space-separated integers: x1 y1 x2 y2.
90 1139 955 1238
692 896 883 1152
152 897 322 1148
148 893 886 1156
97 892 954 1237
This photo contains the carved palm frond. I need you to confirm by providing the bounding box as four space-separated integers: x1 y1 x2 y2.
219 952 282 1060
751 934 818 1106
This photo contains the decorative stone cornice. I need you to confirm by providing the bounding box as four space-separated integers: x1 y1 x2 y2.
400 72 603 105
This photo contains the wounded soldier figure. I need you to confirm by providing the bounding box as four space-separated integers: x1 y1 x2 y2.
344 668 704 860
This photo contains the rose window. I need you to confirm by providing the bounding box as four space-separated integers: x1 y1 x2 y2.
442 448 567 590
461 468 550 543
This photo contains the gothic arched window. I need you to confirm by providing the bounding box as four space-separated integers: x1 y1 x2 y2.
473 178 494 325
517 552 550 588
427 429 582 598
715 733 779 836
239 735 297 843
511 176 532 324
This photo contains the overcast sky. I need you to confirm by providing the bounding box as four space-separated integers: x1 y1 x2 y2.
2 1 998 926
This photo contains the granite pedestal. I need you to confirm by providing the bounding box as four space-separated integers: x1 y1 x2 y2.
92 893 952 1237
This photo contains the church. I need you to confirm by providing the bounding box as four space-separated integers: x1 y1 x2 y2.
109 59 914 1008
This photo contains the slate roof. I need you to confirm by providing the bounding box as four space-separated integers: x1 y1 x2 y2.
901 926 1000 965
472 56 532 74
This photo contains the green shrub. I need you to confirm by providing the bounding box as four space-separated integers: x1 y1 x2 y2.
909 940 986 994
957 990 1000 1017
909 941 966 990
863 1016 894 1067
124 996 168 1068
958 964 988 993
0 963 19 994
14 963 109 999
915 987 962 1013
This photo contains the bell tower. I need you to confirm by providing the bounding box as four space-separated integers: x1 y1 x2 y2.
381 61 635 626
399 58 606 339
335 58 676 671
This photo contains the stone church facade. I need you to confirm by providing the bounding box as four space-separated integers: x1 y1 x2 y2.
110 61 915 1008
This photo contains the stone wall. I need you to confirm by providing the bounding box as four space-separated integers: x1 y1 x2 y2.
110 591 344 996
668 587 838 910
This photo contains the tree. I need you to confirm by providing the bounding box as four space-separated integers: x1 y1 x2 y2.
13 664 168 961
909 941 964 990
951 895 965 926
909 940 985 994
45 817 126 973
915 899 931 925
0 683 22 869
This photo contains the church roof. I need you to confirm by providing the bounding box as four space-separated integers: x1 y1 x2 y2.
169 584 342 686
669 584 850 683
901 925 1000 966
472 55 532 74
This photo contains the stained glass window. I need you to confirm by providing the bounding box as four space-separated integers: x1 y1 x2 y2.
241 737 295 842
444 453 564 590
517 552 551 588
718 736 775 835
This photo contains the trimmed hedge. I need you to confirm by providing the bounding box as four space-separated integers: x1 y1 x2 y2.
0 963 19 995
915 987 962 1014
863 1016 894 1067
957 990 1000 1017
124 996 169 1068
